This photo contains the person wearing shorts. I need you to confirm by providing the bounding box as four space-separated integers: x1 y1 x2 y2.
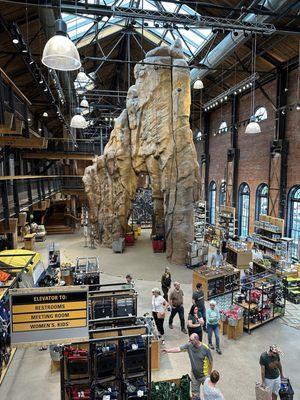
259 345 285 400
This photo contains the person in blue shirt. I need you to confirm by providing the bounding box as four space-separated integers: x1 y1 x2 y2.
206 300 222 355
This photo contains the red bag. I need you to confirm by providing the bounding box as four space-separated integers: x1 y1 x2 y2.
68 387 90 400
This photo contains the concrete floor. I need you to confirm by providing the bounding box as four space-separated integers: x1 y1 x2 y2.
0 229 299 400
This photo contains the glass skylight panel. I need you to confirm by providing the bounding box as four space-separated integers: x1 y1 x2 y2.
161 2 178 12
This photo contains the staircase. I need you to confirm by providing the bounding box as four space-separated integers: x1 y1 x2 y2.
45 210 74 235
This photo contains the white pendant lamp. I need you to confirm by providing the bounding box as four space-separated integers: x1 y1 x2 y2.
245 115 261 134
70 108 87 129
42 112 48 117
80 96 89 108
42 19 81 71
193 79 204 89
76 68 89 84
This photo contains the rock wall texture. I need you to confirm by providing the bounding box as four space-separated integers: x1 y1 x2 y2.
83 40 200 264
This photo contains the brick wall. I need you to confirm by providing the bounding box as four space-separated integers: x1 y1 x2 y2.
199 71 300 234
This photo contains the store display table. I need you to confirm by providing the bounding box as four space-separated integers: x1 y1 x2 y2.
226 245 252 269
193 265 240 300
221 318 244 340
24 233 36 250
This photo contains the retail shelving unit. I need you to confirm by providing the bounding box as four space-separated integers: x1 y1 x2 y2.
233 274 285 333
284 276 300 304
226 240 252 269
217 206 237 238
61 325 151 400
205 225 223 248
193 264 240 300
194 200 207 241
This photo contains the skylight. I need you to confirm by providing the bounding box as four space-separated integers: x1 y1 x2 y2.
63 1 212 60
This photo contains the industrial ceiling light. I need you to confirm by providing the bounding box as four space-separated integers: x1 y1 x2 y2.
193 79 204 90
296 104 300 111
70 108 87 129
245 115 261 134
76 68 89 84
80 96 89 108
12 38 19 44
42 112 48 117
42 19 81 71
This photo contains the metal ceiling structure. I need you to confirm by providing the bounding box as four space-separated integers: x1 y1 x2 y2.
0 0 299 142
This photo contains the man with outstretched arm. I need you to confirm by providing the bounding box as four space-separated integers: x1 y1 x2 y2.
162 333 213 400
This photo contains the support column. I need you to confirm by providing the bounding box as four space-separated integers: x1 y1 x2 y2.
226 95 239 208
200 113 210 201
269 67 289 218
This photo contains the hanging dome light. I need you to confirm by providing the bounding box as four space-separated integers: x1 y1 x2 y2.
193 79 204 89
70 108 87 129
42 19 81 71
76 68 89 84
42 112 48 117
80 96 89 108
245 115 261 134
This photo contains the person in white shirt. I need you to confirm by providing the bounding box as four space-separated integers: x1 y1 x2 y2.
210 249 223 268
152 287 168 345
203 370 224 400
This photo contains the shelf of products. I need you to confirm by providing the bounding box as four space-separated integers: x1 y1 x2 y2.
226 240 252 269
205 225 223 248
193 264 240 300
233 275 285 333
194 201 207 241
185 240 208 269
61 330 151 400
217 206 237 238
284 276 300 304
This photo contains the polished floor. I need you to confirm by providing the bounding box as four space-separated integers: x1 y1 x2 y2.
0 229 299 400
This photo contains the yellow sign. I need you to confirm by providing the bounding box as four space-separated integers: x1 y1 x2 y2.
13 319 87 332
13 309 87 323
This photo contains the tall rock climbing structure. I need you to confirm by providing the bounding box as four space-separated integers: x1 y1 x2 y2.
83 40 200 264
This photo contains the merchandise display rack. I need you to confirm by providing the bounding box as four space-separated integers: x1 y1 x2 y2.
253 215 284 261
217 205 237 238
205 225 224 248
89 286 138 321
193 264 240 300
232 273 286 334
60 325 151 400
194 200 207 241
284 276 300 304
226 240 253 269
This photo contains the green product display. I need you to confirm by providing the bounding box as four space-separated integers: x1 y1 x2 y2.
151 375 190 400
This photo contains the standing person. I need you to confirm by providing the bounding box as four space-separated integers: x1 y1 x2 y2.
163 333 213 400
206 300 222 354
168 282 187 334
210 249 223 268
260 345 285 400
221 239 228 263
187 305 204 340
203 370 224 400
123 274 135 289
152 288 168 345
192 283 207 332
161 267 172 301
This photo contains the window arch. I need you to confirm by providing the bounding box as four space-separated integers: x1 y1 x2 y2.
219 182 226 206
194 130 202 141
218 121 228 134
255 106 268 122
288 186 300 259
238 183 250 237
255 183 269 220
209 181 217 225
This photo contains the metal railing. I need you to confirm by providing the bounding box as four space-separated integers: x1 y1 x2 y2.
0 176 84 223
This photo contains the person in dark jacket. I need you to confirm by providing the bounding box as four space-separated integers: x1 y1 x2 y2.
161 267 171 301
187 304 204 341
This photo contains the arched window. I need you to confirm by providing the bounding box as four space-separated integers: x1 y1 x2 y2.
255 107 268 122
238 183 250 237
218 121 228 134
255 183 269 220
194 130 202 141
209 181 216 225
288 186 300 259
219 182 226 206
